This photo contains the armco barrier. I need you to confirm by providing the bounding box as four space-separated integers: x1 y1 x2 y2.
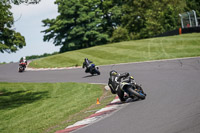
182 26 200 33
155 26 200 37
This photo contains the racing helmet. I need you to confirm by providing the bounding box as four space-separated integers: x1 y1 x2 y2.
23 57 26 60
110 70 118 76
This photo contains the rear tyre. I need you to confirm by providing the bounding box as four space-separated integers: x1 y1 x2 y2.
108 85 116 94
117 88 126 102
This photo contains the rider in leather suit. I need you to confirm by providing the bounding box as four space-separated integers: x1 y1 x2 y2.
19 57 27 68
82 58 93 73
108 70 130 101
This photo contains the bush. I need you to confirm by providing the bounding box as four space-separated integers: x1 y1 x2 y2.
26 52 59 60
111 27 130 42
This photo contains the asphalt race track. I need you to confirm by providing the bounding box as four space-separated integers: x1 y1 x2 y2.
1 57 200 133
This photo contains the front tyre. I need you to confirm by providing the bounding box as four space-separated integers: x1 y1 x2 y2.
18 66 23 72
136 84 146 96
95 69 100 75
127 86 146 100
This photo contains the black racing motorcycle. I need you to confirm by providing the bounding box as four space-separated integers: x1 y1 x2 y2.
108 70 146 102
83 58 100 75
89 64 100 75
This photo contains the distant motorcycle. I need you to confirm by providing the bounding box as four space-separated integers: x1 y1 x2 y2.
108 70 146 102
18 62 26 72
89 64 100 75
82 58 100 75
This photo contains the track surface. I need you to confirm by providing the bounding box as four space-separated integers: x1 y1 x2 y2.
1 57 200 133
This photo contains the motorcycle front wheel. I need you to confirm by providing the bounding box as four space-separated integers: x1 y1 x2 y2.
96 70 100 75
18 67 23 72
127 86 146 100
94 68 100 75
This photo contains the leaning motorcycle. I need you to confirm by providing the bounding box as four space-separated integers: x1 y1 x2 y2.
118 76 146 102
18 62 26 72
89 64 100 75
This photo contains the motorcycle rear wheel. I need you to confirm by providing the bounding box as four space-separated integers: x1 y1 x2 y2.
108 84 116 94
117 88 126 102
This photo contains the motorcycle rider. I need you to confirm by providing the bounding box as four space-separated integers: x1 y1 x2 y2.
19 57 27 68
108 70 130 102
82 58 93 73
108 70 146 102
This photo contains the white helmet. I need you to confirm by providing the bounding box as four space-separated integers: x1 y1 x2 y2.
23 57 26 60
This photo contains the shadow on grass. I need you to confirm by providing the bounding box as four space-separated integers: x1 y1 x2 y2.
0 90 48 110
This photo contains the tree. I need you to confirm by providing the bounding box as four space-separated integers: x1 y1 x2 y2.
121 0 185 39
99 0 123 36
111 27 129 42
0 1 26 53
42 0 109 52
42 0 199 52
6 0 41 5
185 0 200 17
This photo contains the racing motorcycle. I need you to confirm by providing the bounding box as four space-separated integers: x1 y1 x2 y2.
83 58 100 75
87 64 100 75
18 62 26 72
108 70 146 102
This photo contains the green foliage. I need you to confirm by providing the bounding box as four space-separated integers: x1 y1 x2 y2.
5 0 41 5
185 0 200 17
42 0 109 53
41 0 199 52
100 0 123 36
0 1 26 53
26 52 59 60
122 0 185 39
111 27 130 42
0 62 6 65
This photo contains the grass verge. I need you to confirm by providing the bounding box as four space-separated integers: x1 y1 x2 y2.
0 82 115 133
29 33 200 68
0 62 6 65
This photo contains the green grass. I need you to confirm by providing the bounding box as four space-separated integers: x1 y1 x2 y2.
29 33 200 68
0 82 114 133
0 62 6 65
